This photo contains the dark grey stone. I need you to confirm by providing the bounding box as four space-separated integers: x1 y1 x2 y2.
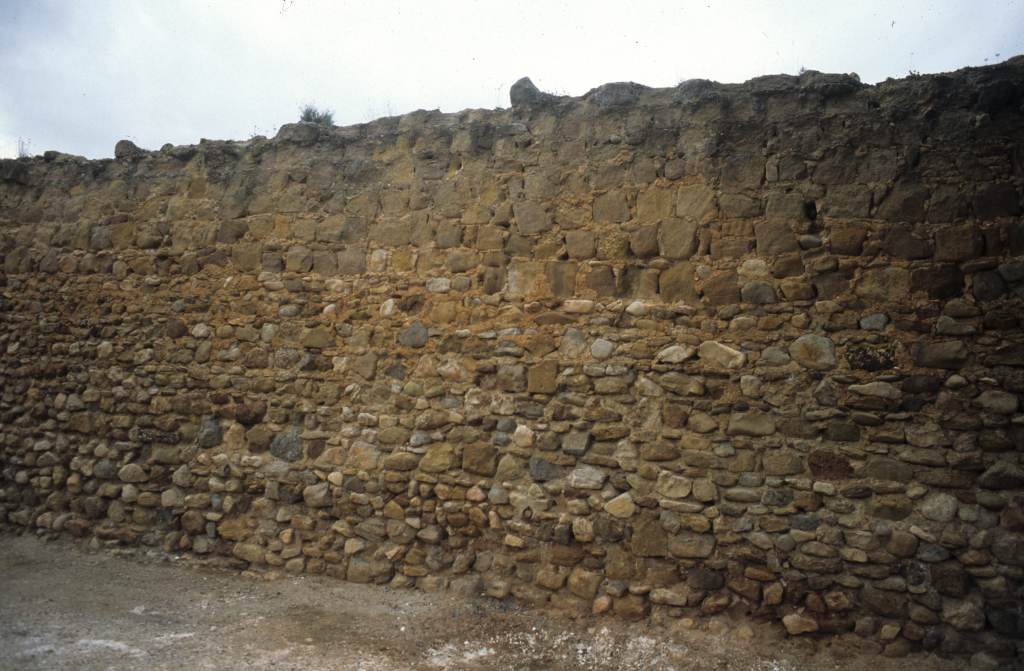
510 77 555 108
397 320 429 348
972 271 1007 301
740 281 777 304
528 456 564 482
269 426 303 462
197 417 222 448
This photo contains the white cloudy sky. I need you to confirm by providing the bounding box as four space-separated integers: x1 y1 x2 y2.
1 0 1022 159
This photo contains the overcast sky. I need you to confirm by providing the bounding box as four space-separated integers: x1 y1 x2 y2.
1 0 1022 159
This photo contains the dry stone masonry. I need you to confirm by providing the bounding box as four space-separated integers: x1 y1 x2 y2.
3 58 1024 662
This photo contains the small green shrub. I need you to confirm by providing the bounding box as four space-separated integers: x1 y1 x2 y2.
299 104 334 126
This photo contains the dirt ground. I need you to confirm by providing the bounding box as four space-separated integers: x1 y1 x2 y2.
0 534 972 671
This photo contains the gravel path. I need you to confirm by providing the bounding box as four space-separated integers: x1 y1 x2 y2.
0 534 965 671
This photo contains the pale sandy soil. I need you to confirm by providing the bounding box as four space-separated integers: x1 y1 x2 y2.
0 534 971 671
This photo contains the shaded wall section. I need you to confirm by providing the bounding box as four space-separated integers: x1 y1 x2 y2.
2 58 1024 659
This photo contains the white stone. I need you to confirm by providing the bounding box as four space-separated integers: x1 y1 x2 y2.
655 344 696 363
655 472 692 499
512 424 534 447
812 481 836 496
567 465 607 490
788 334 836 370
738 258 770 278
562 299 594 314
625 300 649 316
572 517 595 542
698 341 746 369
344 538 366 555
591 338 615 360
368 249 388 272
426 277 451 293
975 390 1019 414
920 492 959 522
782 613 819 635
945 374 968 388
604 492 635 518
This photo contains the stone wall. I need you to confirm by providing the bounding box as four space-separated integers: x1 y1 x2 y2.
2 57 1024 660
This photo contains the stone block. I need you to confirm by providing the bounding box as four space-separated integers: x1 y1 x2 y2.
876 182 927 222
658 218 698 258
765 191 807 221
934 224 982 261
513 201 551 235
337 247 367 275
720 193 762 218
669 532 715 558
593 190 630 223
636 187 675 221
825 185 871 218
675 183 716 222
829 222 867 255
659 263 697 302
973 183 1020 219
629 225 659 258
564 230 595 259
701 271 741 305
527 360 559 394
630 516 668 557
